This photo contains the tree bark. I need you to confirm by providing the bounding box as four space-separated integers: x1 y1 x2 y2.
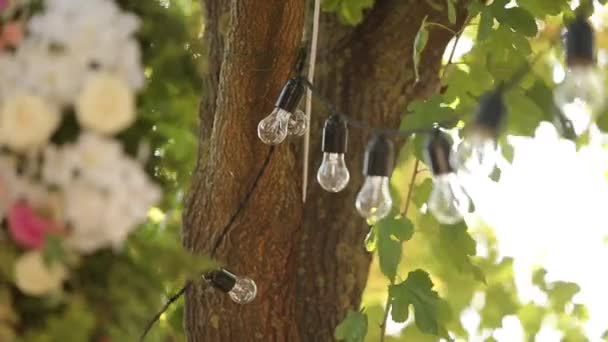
183 0 468 341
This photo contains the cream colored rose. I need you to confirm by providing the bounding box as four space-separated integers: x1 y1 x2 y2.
14 251 67 296
0 94 61 152
76 72 136 135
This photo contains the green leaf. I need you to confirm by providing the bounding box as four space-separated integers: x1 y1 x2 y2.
495 7 538 37
403 95 457 131
379 215 415 242
532 268 548 290
323 0 375 25
471 263 487 285
389 270 442 335
505 89 546 136
335 310 368 342
477 8 494 41
572 304 589 321
377 231 401 282
516 0 569 16
365 228 378 252
413 17 429 83
376 216 414 281
499 137 514 164
412 178 433 209
480 285 520 329
446 0 456 24
322 0 342 11
548 281 580 313
437 222 477 273
518 303 546 339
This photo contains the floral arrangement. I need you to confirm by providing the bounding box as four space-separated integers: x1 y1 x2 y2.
0 0 169 339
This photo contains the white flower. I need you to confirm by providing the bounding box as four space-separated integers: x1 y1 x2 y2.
14 250 67 296
64 182 110 253
67 132 124 188
15 40 88 106
25 0 144 93
76 73 135 135
0 55 20 103
42 145 76 187
0 94 61 152
59 133 161 253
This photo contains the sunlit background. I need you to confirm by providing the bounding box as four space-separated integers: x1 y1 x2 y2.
361 2 608 340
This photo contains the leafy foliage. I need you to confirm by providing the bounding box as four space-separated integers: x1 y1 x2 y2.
322 0 374 25
389 270 446 336
335 310 368 342
0 1 210 341
375 216 414 282
333 0 605 340
413 17 430 83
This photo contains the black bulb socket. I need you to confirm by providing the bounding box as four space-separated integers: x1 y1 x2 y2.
363 135 394 177
321 114 348 154
206 269 237 293
566 16 595 67
425 128 454 175
275 77 305 113
472 90 506 136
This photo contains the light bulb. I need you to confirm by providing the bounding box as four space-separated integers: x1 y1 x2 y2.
356 135 394 223
257 108 291 145
317 153 350 192
205 269 257 304
554 66 605 135
258 107 290 145
454 90 505 176
228 276 257 304
425 127 469 224
355 175 392 223
554 16 605 135
288 109 307 136
257 77 305 144
317 114 350 192
454 134 499 176
428 173 470 225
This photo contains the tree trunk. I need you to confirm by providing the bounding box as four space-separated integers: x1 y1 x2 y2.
183 0 468 341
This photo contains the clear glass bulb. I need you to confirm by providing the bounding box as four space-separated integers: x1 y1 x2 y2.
554 66 605 135
257 108 291 145
228 276 257 304
288 109 307 136
355 176 392 223
453 135 499 176
317 153 350 192
428 173 470 225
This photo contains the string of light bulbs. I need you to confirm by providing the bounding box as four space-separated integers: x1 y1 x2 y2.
141 14 601 341
257 15 600 225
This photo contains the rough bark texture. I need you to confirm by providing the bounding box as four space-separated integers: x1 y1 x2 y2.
183 0 468 341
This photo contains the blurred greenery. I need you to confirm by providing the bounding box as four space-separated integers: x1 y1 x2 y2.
0 1 212 341
325 0 608 340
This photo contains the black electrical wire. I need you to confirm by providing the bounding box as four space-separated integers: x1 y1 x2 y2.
297 77 458 137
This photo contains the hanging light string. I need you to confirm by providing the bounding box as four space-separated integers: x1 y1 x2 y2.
255 42 554 223
142 14 582 341
296 37 553 138
139 146 276 341
296 77 459 137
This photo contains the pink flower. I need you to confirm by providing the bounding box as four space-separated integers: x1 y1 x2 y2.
0 0 8 13
8 201 58 249
0 22 23 48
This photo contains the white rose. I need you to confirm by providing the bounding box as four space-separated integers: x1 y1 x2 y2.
0 94 61 152
76 72 135 135
14 251 67 296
